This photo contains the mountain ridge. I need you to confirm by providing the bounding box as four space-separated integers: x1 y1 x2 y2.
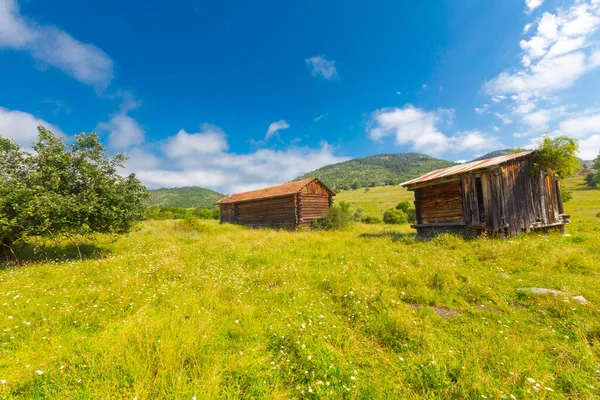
148 186 224 209
296 152 456 191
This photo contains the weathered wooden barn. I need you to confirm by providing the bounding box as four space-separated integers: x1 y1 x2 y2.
214 178 334 229
401 151 569 237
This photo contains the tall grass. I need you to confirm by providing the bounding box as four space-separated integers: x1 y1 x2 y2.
0 177 598 398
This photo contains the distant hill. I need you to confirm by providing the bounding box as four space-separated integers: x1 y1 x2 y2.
148 186 224 209
297 153 455 191
471 149 517 162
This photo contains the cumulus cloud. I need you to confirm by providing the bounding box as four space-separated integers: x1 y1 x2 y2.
305 56 338 80
0 107 63 147
366 105 502 155
482 0 600 149
557 113 600 138
0 0 113 88
265 120 290 140
526 0 544 13
97 114 145 151
163 125 229 159
486 1 600 96
578 134 600 159
123 124 348 193
96 92 144 151
522 106 567 128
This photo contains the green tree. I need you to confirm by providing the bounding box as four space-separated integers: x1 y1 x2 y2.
586 151 600 188
0 126 148 261
533 136 580 179
533 136 580 203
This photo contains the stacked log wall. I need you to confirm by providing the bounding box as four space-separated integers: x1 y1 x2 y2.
298 181 332 227
415 181 464 224
235 195 297 229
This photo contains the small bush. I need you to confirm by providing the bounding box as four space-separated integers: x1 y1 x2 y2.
395 201 411 213
396 201 416 222
353 207 364 222
596 211 600 218
361 216 382 224
316 201 354 230
383 208 408 225
561 189 573 203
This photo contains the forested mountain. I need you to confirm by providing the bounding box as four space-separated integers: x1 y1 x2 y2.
297 153 455 191
148 186 224 208
471 149 517 161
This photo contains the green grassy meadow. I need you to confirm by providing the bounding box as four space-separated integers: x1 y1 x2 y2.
0 178 599 399
335 185 414 218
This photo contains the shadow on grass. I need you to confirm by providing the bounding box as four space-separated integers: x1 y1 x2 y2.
359 231 419 242
1 242 109 268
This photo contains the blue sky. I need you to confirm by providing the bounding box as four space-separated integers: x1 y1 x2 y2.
1 0 599 193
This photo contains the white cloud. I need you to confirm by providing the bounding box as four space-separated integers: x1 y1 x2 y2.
578 135 600 159
526 0 544 13
97 114 144 151
305 56 338 80
486 52 589 94
96 92 144 151
265 120 290 140
558 113 600 138
522 106 566 128
124 124 348 193
451 130 504 152
366 105 502 155
0 107 63 147
493 112 513 125
486 1 600 97
314 113 328 122
163 125 229 159
0 0 113 88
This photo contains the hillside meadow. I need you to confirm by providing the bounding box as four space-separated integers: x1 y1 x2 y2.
0 177 599 399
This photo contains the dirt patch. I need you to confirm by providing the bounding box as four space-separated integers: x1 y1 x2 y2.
434 307 460 318
406 303 424 310
266 283 280 291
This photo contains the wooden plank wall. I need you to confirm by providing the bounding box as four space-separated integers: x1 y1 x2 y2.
415 181 464 224
235 195 297 229
298 181 332 227
410 154 565 238
219 204 235 223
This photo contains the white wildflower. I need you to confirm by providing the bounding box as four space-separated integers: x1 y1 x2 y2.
35 370 43 375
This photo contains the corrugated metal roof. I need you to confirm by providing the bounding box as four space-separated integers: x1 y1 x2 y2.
215 177 331 204
401 151 534 187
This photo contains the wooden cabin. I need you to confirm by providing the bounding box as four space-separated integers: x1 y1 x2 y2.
401 151 569 237
214 178 334 229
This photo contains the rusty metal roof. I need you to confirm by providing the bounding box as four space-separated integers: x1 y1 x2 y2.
401 151 535 187
215 177 332 204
